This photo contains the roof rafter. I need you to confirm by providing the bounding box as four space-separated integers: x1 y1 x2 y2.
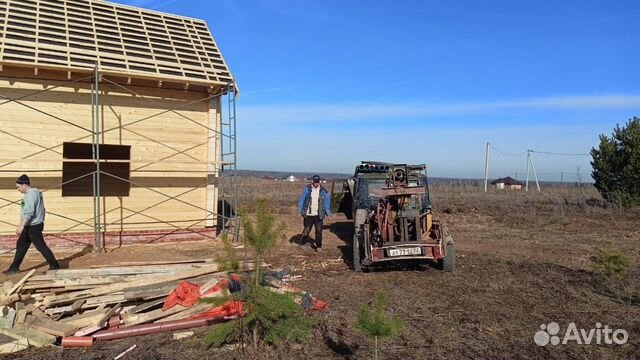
0 0 234 87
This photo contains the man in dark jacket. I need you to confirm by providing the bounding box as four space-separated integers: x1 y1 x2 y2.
3 174 60 275
297 175 332 252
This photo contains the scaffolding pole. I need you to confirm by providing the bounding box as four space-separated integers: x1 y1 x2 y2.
92 66 102 252
219 83 239 241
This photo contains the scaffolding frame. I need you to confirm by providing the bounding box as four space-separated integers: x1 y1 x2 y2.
0 67 238 252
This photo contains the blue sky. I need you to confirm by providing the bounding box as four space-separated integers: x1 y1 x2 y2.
111 0 640 180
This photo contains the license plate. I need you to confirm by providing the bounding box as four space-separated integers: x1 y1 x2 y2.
388 247 422 257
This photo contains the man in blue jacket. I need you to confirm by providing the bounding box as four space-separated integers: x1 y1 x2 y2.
297 175 332 252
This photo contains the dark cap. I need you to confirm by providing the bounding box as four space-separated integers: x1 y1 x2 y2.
16 174 30 185
312 175 320 183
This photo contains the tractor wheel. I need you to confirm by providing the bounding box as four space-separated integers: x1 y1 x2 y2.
352 209 367 272
352 234 361 272
439 242 456 272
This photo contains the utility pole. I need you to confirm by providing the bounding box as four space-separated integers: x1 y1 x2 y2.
484 142 490 192
525 150 541 192
530 153 541 191
576 165 582 186
525 150 531 191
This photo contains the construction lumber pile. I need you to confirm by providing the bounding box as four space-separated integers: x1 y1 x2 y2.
0 259 262 354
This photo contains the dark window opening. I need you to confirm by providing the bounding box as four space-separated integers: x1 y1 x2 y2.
62 142 131 197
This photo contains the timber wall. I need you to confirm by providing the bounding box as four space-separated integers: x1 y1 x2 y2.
0 68 220 248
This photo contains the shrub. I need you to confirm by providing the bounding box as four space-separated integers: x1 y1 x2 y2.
590 117 640 207
593 245 630 281
204 199 313 350
355 291 404 360
215 234 240 272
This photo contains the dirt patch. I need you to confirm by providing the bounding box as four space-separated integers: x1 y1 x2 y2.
1 180 638 359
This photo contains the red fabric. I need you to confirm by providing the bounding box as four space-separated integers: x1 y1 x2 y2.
189 301 244 319
162 281 201 311
201 279 229 297
311 299 328 311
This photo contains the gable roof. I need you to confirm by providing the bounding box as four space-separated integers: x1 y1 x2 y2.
0 0 234 87
491 176 523 186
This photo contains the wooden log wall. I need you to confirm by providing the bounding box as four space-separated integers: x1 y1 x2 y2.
0 67 220 240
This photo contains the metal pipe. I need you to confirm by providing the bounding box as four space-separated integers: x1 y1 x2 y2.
92 315 232 341
95 66 102 252
62 336 95 348
91 66 97 251
230 85 239 242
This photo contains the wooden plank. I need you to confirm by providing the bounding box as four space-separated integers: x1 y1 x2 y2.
47 263 213 277
123 273 223 300
74 323 105 337
0 324 57 347
70 299 85 312
0 338 28 353
42 265 221 307
84 293 126 306
155 303 212 323
25 315 78 337
59 308 109 328
126 298 164 315
0 295 20 307
8 272 40 291
3 309 16 329
23 276 122 289
89 258 213 268
30 307 48 319
121 304 190 326
14 310 26 325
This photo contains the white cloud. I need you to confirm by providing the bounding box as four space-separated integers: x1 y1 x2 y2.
241 94 640 123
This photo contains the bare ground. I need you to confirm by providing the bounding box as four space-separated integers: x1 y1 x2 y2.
2 179 639 359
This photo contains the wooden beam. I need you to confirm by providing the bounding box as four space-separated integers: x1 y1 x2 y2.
14 310 26 325
0 324 56 347
8 269 36 296
122 304 191 326
42 264 221 307
126 298 165 315
0 338 28 353
89 258 214 268
2 309 16 329
24 315 78 337
155 303 212 323
59 308 109 328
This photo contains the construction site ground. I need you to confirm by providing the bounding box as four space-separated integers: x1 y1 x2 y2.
1 179 638 360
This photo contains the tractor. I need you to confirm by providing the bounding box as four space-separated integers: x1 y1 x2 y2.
331 161 455 272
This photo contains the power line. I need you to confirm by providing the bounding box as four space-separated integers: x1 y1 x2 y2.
531 150 590 156
489 144 527 157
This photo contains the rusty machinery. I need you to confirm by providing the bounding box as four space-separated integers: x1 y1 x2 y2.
331 161 455 272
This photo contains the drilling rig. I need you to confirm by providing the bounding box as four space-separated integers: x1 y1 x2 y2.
331 161 455 272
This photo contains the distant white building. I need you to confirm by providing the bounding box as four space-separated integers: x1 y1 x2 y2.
286 175 297 182
491 176 523 190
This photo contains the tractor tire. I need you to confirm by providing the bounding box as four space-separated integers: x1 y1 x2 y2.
352 209 367 272
439 241 456 272
352 234 361 272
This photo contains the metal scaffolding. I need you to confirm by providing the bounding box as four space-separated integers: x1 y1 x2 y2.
0 67 238 252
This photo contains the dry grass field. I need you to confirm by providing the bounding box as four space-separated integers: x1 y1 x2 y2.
6 178 639 360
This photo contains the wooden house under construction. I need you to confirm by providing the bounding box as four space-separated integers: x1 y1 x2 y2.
0 0 237 249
